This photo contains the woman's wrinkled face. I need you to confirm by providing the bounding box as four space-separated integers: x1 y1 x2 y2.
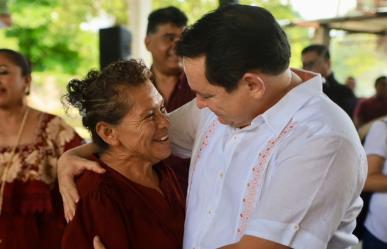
111 81 171 164
0 54 30 108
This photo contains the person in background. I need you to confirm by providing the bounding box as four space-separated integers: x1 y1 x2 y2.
302 44 357 118
354 75 387 128
0 0 11 28
59 5 367 249
345 76 357 93
362 118 387 249
61 60 185 249
0 48 83 249
145 6 195 194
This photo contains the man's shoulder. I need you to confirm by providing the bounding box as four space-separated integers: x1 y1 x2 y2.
291 94 358 141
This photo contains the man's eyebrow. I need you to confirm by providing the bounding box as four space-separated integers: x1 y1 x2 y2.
162 33 178 37
196 91 214 98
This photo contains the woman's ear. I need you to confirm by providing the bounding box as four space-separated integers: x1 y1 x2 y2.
96 122 119 146
24 75 32 95
241 72 266 99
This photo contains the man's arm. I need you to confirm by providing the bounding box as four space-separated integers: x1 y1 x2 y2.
219 235 290 249
91 235 290 249
58 143 105 222
240 135 366 248
168 98 202 158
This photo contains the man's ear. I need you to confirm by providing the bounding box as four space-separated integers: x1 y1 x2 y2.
96 122 119 146
241 72 266 99
144 35 151 51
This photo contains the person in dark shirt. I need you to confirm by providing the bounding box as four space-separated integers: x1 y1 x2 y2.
145 7 195 194
345 76 357 93
61 60 185 249
354 75 387 128
302 44 357 118
145 6 194 111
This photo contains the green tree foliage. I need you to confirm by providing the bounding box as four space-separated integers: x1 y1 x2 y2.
2 0 304 74
3 0 128 75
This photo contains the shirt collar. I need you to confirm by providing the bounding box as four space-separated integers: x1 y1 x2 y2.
255 69 322 134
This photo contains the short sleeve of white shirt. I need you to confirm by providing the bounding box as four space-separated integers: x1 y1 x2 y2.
245 133 366 249
168 99 206 158
364 120 387 158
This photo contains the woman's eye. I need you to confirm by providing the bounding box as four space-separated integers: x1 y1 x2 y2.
145 113 155 120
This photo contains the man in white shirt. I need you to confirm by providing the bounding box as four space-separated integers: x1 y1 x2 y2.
58 4 367 249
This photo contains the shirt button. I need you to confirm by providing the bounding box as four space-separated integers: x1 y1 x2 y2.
208 209 212 215
219 172 224 178
293 224 299 230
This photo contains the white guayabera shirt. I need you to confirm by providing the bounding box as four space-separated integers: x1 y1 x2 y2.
169 70 367 249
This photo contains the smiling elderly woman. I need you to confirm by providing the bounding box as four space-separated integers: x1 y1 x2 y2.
61 60 185 249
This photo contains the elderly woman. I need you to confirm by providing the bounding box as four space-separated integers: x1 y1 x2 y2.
61 60 185 249
0 49 83 249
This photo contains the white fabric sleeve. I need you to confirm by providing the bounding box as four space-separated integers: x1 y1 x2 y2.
245 135 367 249
168 98 201 158
364 120 387 158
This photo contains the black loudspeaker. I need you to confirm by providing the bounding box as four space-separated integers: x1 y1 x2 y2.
99 26 132 69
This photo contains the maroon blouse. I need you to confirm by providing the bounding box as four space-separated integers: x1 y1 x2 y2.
62 159 186 249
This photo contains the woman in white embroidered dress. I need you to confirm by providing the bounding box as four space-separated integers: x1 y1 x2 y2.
0 49 84 249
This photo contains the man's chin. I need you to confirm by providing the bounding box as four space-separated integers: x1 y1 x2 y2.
165 66 182 75
216 116 231 125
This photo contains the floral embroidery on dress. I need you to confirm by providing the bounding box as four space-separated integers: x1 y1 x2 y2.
46 116 77 154
0 114 82 184
0 151 22 183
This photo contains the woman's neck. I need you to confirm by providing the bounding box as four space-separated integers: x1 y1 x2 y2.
0 104 29 124
99 148 161 191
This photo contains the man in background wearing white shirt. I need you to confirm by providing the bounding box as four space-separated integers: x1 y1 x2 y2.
58 4 367 249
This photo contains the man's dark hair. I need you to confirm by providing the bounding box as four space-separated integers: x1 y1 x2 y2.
146 6 188 35
175 4 290 92
301 44 330 60
375 75 387 87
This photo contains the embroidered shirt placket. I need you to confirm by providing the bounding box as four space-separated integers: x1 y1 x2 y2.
237 120 296 236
